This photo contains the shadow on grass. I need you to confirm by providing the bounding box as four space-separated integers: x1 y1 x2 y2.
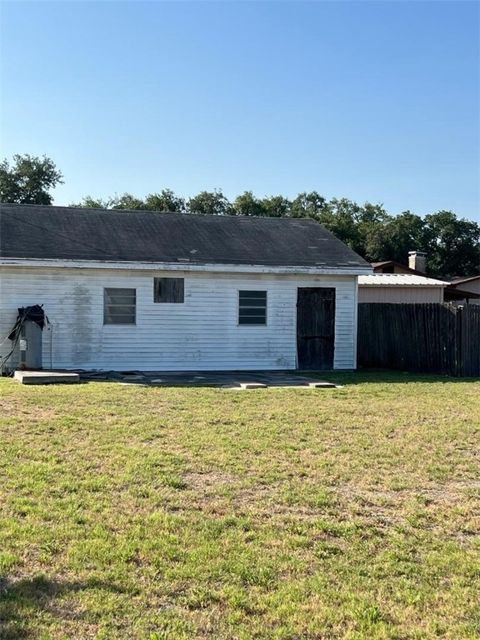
319 369 480 386
0 574 126 638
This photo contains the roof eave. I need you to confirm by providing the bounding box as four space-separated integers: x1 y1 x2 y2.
0 257 373 276
450 275 480 286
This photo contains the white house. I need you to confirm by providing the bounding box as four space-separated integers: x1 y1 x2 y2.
0 203 371 372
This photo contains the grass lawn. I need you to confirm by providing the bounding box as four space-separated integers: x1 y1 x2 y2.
0 372 479 639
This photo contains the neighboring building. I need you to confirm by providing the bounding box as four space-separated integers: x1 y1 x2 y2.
370 253 479 304
0 203 371 372
358 274 448 303
371 255 428 277
448 275 480 305
362 254 449 303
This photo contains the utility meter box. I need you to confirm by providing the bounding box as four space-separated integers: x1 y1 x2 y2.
19 320 43 369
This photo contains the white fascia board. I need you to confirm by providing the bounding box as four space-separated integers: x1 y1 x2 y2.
0 258 373 276
358 283 447 288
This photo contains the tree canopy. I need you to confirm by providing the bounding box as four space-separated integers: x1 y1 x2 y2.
1 154 478 278
0 154 63 205
187 190 233 216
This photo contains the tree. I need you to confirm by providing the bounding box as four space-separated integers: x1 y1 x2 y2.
233 191 266 216
71 190 186 212
316 198 364 254
187 190 233 216
365 211 426 263
72 196 112 209
423 211 480 278
290 191 327 219
0 154 63 205
109 193 147 210
260 195 291 217
145 189 185 212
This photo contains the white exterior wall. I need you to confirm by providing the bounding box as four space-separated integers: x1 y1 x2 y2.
0 266 358 371
358 286 444 304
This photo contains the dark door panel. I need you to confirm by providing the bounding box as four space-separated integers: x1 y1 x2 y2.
297 288 335 370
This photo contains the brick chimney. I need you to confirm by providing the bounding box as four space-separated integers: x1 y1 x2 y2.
408 251 427 273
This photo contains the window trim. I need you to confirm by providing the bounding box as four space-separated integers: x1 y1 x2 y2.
238 289 268 326
103 287 137 325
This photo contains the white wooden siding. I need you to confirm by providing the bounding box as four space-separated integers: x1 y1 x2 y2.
0 267 358 371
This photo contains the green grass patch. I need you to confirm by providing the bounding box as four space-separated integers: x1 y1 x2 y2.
0 372 479 638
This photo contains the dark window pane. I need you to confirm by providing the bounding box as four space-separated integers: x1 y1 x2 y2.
154 278 184 303
239 308 267 317
239 290 267 325
239 315 267 325
239 291 267 301
240 299 266 310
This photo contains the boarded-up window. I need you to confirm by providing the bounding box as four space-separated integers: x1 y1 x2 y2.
239 290 267 325
154 277 184 303
104 288 136 324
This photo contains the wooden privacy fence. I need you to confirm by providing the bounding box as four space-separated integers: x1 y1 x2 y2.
358 303 480 377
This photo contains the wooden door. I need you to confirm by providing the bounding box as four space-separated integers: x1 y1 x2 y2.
297 288 336 370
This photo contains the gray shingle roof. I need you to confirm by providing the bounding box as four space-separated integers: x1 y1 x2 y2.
0 203 369 269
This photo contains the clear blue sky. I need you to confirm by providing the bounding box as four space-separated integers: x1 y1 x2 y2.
1 1 479 220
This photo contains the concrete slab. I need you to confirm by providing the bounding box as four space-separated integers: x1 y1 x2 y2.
78 370 341 389
14 371 80 385
306 381 337 389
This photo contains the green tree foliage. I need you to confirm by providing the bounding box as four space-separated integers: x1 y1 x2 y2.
357 203 390 251
290 191 328 219
0 154 63 205
72 190 186 213
145 189 185 213
260 195 291 217
423 211 480 278
365 211 426 264
187 190 233 216
109 193 147 210
233 191 266 217
73 196 111 209
316 198 364 254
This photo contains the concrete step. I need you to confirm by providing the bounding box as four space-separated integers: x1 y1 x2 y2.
305 381 337 388
14 371 80 385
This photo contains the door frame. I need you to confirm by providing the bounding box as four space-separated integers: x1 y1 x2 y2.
295 286 336 370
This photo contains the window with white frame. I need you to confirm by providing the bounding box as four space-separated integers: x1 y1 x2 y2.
104 288 136 324
238 290 267 325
